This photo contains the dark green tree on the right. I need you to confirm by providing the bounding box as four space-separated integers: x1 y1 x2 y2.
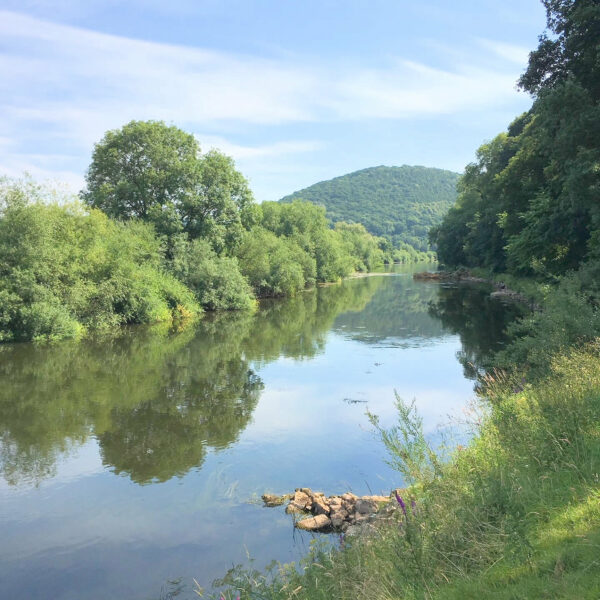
519 0 600 99
431 0 600 276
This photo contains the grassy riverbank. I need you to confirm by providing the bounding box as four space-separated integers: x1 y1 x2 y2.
214 340 600 599
209 256 600 600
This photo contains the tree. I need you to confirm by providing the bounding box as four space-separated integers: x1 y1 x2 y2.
519 0 600 99
82 120 255 254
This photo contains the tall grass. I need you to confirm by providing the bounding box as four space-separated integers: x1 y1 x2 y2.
214 345 600 599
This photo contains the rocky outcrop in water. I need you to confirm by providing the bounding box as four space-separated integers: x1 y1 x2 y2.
413 270 486 283
262 488 395 532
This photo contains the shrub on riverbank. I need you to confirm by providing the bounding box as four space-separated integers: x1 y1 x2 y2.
0 176 396 341
0 179 200 342
496 260 600 378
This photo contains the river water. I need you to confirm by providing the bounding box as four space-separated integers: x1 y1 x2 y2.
0 266 525 599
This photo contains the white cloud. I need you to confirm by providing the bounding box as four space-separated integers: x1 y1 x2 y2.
0 10 529 191
196 136 322 161
477 39 531 66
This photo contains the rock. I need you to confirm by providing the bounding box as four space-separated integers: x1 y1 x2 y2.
261 493 290 507
296 514 331 531
274 488 398 532
330 508 348 528
355 498 378 515
311 496 330 516
378 503 398 518
413 271 445 281
293 490 311 508
363 495 390 504
341 493 357 513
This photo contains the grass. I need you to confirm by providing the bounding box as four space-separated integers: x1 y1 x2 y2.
213 344 600 599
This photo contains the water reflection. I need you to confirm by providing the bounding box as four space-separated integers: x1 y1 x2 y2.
428 283 528 379
0 270 528 600
333 274 445 345
0 275 383 487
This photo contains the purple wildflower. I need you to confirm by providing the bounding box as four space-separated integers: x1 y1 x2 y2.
394 490 407 516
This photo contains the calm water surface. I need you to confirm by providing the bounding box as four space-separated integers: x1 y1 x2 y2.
0 266 525 599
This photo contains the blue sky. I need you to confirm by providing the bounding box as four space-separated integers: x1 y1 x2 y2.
0 0 546 200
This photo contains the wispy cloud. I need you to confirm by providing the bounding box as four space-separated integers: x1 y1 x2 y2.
0 10 529 193
477 39 530 65
196 136 323 161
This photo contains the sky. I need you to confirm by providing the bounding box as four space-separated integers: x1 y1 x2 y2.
0 0 547 201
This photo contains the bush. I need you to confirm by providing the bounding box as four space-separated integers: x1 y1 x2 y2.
497 260 600 376
171 237 256 311
0 178 200 342
236 228 310 297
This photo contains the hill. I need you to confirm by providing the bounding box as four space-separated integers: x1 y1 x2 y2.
279 165 460 251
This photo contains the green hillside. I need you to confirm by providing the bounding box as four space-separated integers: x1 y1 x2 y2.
279 165 460 251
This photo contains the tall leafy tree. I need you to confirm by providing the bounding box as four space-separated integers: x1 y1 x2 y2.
519 0 600 99
433 0 600 276
82 120 255 254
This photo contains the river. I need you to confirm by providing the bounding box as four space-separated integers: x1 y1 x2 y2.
0 265 525 599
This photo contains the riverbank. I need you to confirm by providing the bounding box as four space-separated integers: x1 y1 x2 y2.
413 268 542 309
213 261 600 600
215 343 600 599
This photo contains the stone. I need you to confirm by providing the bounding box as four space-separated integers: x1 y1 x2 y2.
330 508 348 528
285 503 302 514
261 493 290 507
296 514 331 531
341 500 355 513
292 490 311 509
363 495 390 504
341 493 357 513
311 496 330 516
355 498 378 515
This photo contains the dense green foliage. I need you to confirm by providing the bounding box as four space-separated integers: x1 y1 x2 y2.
432 0 600 277
495 260 600 377
280 165 459 253
82 120 256 254
0 123 392 341
171 237 255 311
235 201 390 298
0 178 200 342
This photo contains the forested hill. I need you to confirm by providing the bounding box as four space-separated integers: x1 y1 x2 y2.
279 165 460 251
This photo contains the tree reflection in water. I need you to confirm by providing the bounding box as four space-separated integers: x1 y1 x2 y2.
0 276 383 486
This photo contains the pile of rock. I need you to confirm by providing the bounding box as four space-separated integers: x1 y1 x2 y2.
413 270 486 283
262 488 393 532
